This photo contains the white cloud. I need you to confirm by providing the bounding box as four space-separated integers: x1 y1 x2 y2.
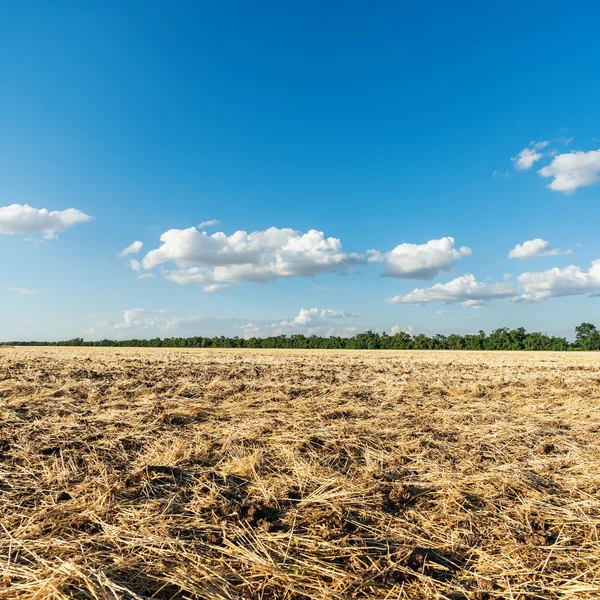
9 287 41 295
492 170 510 178
243 307 359 338
118 240 143 257
138 273 155 280
367 237 471 280
138 226 362 291
508 238 572 260
512 142 549 170
129 259 142 272
514 260 600 303
241 323 263 338
23 237 46 247
86 307 359 339
114 308 176 330
0 204 92 239
198 219 221 229
390 324 413 336
386 274 515 308
114 308 155 330
86 308 182 335
538 149 600 193
461 299 485 309
203 283 230 293
279 307 358 327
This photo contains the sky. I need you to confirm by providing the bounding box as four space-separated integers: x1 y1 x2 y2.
1 1 600 341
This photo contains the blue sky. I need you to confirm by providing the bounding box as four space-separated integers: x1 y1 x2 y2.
1 1 600 341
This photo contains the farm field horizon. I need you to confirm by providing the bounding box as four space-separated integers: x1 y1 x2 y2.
1 347 599 599
4 2 600 598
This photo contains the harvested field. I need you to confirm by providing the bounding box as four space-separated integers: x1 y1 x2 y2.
1 348 600 599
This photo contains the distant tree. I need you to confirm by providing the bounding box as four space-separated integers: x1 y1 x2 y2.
447 334 464 350
575 323 600 350
412 334 430 350
4 322 598 351
464 330 486 350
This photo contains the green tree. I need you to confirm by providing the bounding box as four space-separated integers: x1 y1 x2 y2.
575 323 600 350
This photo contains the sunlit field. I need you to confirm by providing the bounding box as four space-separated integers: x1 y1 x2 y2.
1 347 599 599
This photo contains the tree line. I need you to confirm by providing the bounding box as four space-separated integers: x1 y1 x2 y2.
4 323 600 350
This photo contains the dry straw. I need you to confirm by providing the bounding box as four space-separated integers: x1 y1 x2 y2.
1 347 599 599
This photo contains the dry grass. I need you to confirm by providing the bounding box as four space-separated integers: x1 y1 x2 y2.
1 348 600 599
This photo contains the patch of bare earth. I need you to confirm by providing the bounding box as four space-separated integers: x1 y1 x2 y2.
1 348 600 599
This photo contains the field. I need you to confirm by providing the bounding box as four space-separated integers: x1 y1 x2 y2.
1 348 600 599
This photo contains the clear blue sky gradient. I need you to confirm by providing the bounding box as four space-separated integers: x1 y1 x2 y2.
1 1 599 340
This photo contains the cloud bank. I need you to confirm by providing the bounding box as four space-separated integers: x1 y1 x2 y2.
87 307 360 339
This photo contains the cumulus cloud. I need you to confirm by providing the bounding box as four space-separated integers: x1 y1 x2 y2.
538 149 600 194
118 240 143 257
242 307 359 338
279 307 358 327
514 260 600 303
512 141 549 170
114 308 176 330
390 324 414 335
198 219 220 229
258 308 358 337
113 308 155 330
508 238 572 260
386 274 515 308
9 287 41 295
367 237 471 280
137 226 362 291
0 204 92 239
138 273 155 280
86 307 359 339
86 308 191 335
